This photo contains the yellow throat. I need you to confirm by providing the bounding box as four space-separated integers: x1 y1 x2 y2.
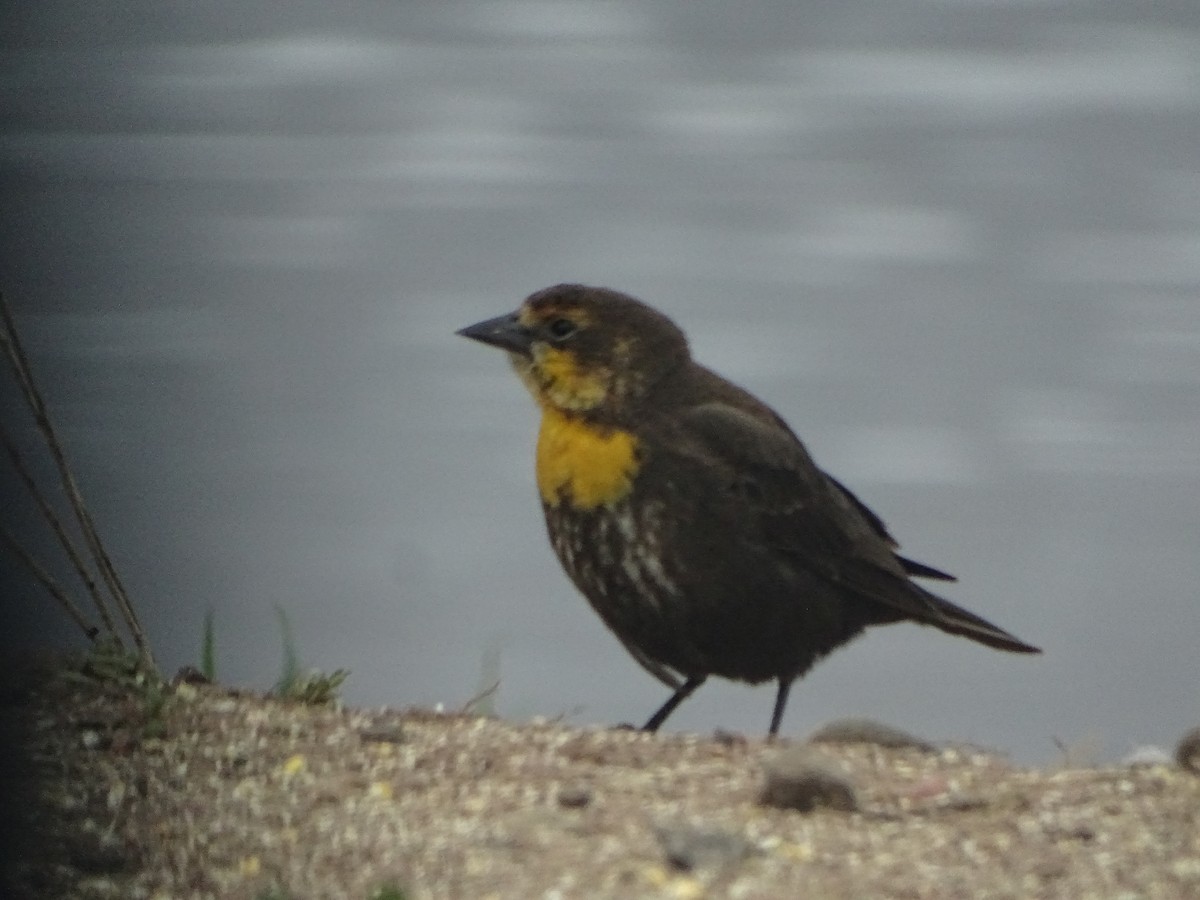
536 407 640 509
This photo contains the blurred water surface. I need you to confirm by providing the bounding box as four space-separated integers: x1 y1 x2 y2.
3 1 1198 762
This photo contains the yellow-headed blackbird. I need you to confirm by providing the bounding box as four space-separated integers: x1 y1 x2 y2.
458 284 1040 736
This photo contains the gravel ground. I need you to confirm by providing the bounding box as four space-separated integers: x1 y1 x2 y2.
3 662 1198 900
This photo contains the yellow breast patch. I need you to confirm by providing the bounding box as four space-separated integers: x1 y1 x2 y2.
536 407 640 509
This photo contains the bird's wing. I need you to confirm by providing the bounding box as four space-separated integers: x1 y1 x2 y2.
826 475 956 582
676 401 904 575
676 402 1037 652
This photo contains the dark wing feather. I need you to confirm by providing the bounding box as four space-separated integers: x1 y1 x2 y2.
896 554 957 582
826 475 956 581
675 401 1038 654
678 402 911 576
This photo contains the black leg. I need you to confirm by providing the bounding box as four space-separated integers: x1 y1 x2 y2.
768 678 793 738
642 675 706 732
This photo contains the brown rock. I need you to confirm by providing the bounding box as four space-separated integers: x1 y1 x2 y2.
808 718 936 751
760 746 857 812
1176 726 1200 774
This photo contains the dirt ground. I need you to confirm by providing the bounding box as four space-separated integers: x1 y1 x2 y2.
3 660 1198 900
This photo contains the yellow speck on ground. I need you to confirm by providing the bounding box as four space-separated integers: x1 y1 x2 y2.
777 840 815 861
666 875 705 899
368 780 394 800
281 753 306 776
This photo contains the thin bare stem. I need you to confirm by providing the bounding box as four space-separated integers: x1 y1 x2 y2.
0 524 100 640
0 293 157 675
0 423 119 638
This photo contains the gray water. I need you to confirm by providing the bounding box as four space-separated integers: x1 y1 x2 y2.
3 1 1198 763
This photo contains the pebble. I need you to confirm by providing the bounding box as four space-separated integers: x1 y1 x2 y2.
807 718 936 751
359 725 407 745
654 823 753 872
1175 727 1200 775
556 785 592 808
1120 745 1173 767
760 746 857 812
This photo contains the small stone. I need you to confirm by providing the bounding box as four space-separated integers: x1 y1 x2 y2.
171 666 210 687
904 776 950 801
654 823 752 872
712 729 746 748
808 718 936 751
1121 745 1173 767
1032 857 1069 881
359 725 407 745
172 682 199 701
557 785 592 808
1175 727 1200 774
760 746 857 812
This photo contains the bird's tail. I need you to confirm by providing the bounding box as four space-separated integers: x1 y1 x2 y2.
914 586 1041 654
848 561 1041 654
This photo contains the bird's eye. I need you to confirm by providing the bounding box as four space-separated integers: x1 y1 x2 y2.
547 317 577 340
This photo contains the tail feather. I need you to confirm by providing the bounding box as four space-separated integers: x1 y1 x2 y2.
847 561 1040 654
915 586 1041 654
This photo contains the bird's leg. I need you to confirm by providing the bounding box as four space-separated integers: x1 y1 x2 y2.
768 678 794 739
642 675 706 732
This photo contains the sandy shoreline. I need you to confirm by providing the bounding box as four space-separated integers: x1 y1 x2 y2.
3 664 1198 899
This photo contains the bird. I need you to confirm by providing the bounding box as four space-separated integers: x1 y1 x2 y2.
457 283 1040 737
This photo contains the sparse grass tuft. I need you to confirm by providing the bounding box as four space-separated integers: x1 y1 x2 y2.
59 639 171 737
277 667 350 706
270 604 349 705
191 605 348 704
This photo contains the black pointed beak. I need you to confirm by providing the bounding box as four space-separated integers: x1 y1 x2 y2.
456 312 534 355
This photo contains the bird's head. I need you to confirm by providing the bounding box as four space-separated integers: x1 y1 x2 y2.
457 283 690 418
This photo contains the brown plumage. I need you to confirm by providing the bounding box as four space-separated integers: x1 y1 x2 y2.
458 283 1040 736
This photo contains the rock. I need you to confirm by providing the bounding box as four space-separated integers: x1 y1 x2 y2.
654 823 752 872
556 785 592 808
359 725 407 745
760 746 857 812
1121 745 1173 767
171 666 211 686
711 729 747 748
808 718 936 751
1176 727 1200 774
